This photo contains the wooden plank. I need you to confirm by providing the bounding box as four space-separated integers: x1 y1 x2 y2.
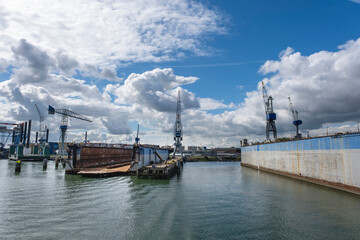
77 164 131 177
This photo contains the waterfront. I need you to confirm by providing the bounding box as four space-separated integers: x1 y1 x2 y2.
0 160 359 240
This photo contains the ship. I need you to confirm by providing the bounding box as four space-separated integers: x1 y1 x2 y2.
241 132 360 195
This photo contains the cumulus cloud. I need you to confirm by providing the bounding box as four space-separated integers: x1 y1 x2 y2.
0 0 230 145
258 38 360 129
1 0 359 147
2 37 360 146
101 114 132 135
56 51 79 76
11 39 55 84
199 98 235 110
176 37 360 145
105 68 200 112
0 0 227 67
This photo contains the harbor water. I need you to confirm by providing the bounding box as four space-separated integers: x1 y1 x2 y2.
0 160 359 240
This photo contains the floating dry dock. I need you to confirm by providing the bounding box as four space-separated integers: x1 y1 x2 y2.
65 143 177 178
241 133 360 195
65 143 133 175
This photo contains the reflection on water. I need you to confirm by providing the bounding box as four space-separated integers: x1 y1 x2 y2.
0 159 359 240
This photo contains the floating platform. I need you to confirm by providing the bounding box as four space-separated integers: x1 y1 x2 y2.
8 154 50 161
76 164 131 178
137 159 181 179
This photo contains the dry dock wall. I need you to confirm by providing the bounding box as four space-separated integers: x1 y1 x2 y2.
241 133 360 194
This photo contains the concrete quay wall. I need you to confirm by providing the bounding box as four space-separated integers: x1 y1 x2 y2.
241 133 360 195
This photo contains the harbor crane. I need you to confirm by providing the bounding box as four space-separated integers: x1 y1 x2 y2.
132 124 141 163
288 97 302 139
262 81 277 141
48 105 92 156
173 90 183 158
135 124 140 146
35 104 46 143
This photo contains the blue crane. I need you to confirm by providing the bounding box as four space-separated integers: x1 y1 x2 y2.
288 97 302 139
48 105 92 156
262 82 277 141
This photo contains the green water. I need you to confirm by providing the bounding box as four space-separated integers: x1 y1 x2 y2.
0 160 359 240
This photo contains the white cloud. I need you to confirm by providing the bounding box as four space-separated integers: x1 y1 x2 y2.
0 0 227 70
2 37 360 146
1 1 360 148
105 68 200 112
350 0 360 4
180 37 360 145
199 98 235 110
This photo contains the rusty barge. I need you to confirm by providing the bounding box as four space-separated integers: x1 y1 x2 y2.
65 143 181 178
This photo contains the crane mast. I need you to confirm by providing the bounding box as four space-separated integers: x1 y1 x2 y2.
262 82 277 141
135 124 140 146
48 105 92 156
173 90 183 158
288 97 302 139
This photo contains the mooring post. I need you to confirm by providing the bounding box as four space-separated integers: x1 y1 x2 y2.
43 158 48 170
62 158 66 168
55 157 59 168
15 160 21 172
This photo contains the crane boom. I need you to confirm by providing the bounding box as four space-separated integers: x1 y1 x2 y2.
48 105 92 156
48 105 92 122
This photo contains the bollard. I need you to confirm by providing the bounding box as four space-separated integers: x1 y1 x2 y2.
55 158 59 168
43 158 48 170
15 160 21 172
62 158 66 168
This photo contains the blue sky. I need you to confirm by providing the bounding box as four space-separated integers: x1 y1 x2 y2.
0 0 360 147
119 0 360 105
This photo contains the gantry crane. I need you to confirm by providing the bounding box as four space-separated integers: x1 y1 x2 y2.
288 97 302 139
48 105 92 156
262 82 277 141
173 90 183 158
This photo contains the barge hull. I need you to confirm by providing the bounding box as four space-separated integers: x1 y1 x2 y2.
241 133 360 195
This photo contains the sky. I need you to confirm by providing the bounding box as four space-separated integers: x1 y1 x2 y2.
0 0 360 147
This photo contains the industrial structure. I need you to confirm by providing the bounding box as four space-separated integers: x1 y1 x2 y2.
35 104 46 143
5 119 51 161
241 132 360 195
0 122 21 158
262 82 277 141
288 97 302 139
48 105 92 156
173 90 183 158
